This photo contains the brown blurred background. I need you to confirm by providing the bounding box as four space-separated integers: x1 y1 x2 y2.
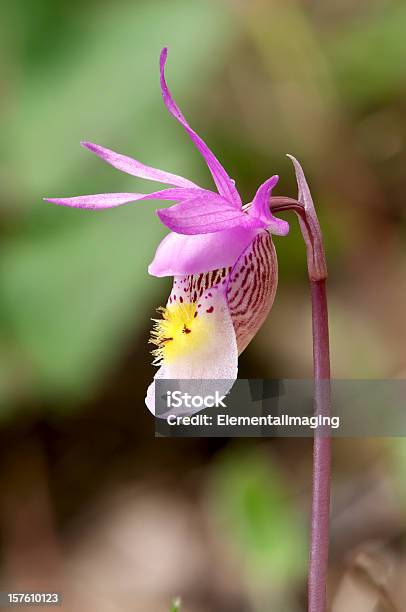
0 0 406 610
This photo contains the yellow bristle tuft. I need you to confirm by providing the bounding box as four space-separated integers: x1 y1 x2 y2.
149 301 210 365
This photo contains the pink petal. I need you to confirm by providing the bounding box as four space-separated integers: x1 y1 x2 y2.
157 193 260 235
148 226 261 277
44 187 207 210
249 175 289 236
81 141 198 188
160 48 242 208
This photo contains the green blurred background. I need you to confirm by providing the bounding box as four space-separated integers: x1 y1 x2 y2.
0 0 406 610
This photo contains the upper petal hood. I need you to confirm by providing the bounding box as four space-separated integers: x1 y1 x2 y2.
148 226 261 277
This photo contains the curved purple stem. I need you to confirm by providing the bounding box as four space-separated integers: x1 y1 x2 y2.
270 196 331 612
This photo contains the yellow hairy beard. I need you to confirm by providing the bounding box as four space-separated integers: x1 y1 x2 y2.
150 302 211 365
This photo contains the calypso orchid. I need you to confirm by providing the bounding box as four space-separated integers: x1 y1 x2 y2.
46 47 332 610
46 48 300 413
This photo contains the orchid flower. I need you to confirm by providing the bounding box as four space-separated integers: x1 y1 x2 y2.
45 47 332 609
45 48 290 413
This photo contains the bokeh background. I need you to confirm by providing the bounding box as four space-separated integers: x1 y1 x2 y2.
1 0 406 610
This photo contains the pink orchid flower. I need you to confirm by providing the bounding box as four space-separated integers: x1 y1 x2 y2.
45 48 290 413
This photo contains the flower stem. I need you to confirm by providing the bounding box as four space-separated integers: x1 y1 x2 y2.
309 279 331 612
270 181 331 611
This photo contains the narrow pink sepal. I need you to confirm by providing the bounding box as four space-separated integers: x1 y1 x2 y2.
81 141 198 189
159 48 241 208
249 175 289 236
44 187 205 210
